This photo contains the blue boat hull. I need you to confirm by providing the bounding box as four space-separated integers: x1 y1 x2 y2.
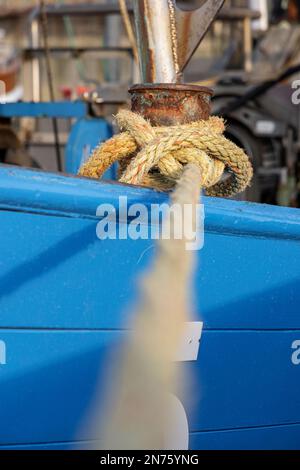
0 166 299 450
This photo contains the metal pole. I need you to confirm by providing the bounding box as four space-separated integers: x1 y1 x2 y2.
133 0 225 84
243 16 253 74
40 1 63 172
131 1 225 126
133 0 178 83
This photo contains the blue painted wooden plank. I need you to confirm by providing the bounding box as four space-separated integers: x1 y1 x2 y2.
194 232 300 330
0 330 119 445
0 166 299 448
0 102 87 118
0 441 91 450
0 166 300 241
0 330 299 445
3 423 300 450
184 330 300 432
0 208 299 329
0 212 151 329
1 423 300 449
189 424 300 450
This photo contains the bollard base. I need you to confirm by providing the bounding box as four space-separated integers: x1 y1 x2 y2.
129 83 213 126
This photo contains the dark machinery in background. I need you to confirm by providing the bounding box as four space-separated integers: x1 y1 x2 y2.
210 1 300 206
181 1 300 206
213 64 300 206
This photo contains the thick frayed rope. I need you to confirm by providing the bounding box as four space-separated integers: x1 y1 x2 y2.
78 109 253 197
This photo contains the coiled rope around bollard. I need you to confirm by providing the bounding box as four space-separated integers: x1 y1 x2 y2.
79 111 253 449
79 109 253 197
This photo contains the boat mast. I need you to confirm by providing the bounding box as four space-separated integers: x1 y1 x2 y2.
130 1 225 127
133 0 179 83
133 0 225 84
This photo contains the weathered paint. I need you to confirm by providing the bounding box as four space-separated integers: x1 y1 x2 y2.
129 83 212 126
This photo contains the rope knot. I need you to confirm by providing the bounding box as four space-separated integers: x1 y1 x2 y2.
79 109 253 197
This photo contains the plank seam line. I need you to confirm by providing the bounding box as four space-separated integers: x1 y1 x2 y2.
1 422 300 447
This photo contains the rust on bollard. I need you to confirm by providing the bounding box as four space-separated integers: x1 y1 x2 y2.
129 83 213 127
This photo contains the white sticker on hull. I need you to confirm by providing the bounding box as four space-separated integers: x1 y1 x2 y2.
175 321 203 362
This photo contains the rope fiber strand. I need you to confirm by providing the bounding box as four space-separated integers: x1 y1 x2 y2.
78 110 253 197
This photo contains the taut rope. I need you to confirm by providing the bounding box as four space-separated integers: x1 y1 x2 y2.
101 163 202 449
